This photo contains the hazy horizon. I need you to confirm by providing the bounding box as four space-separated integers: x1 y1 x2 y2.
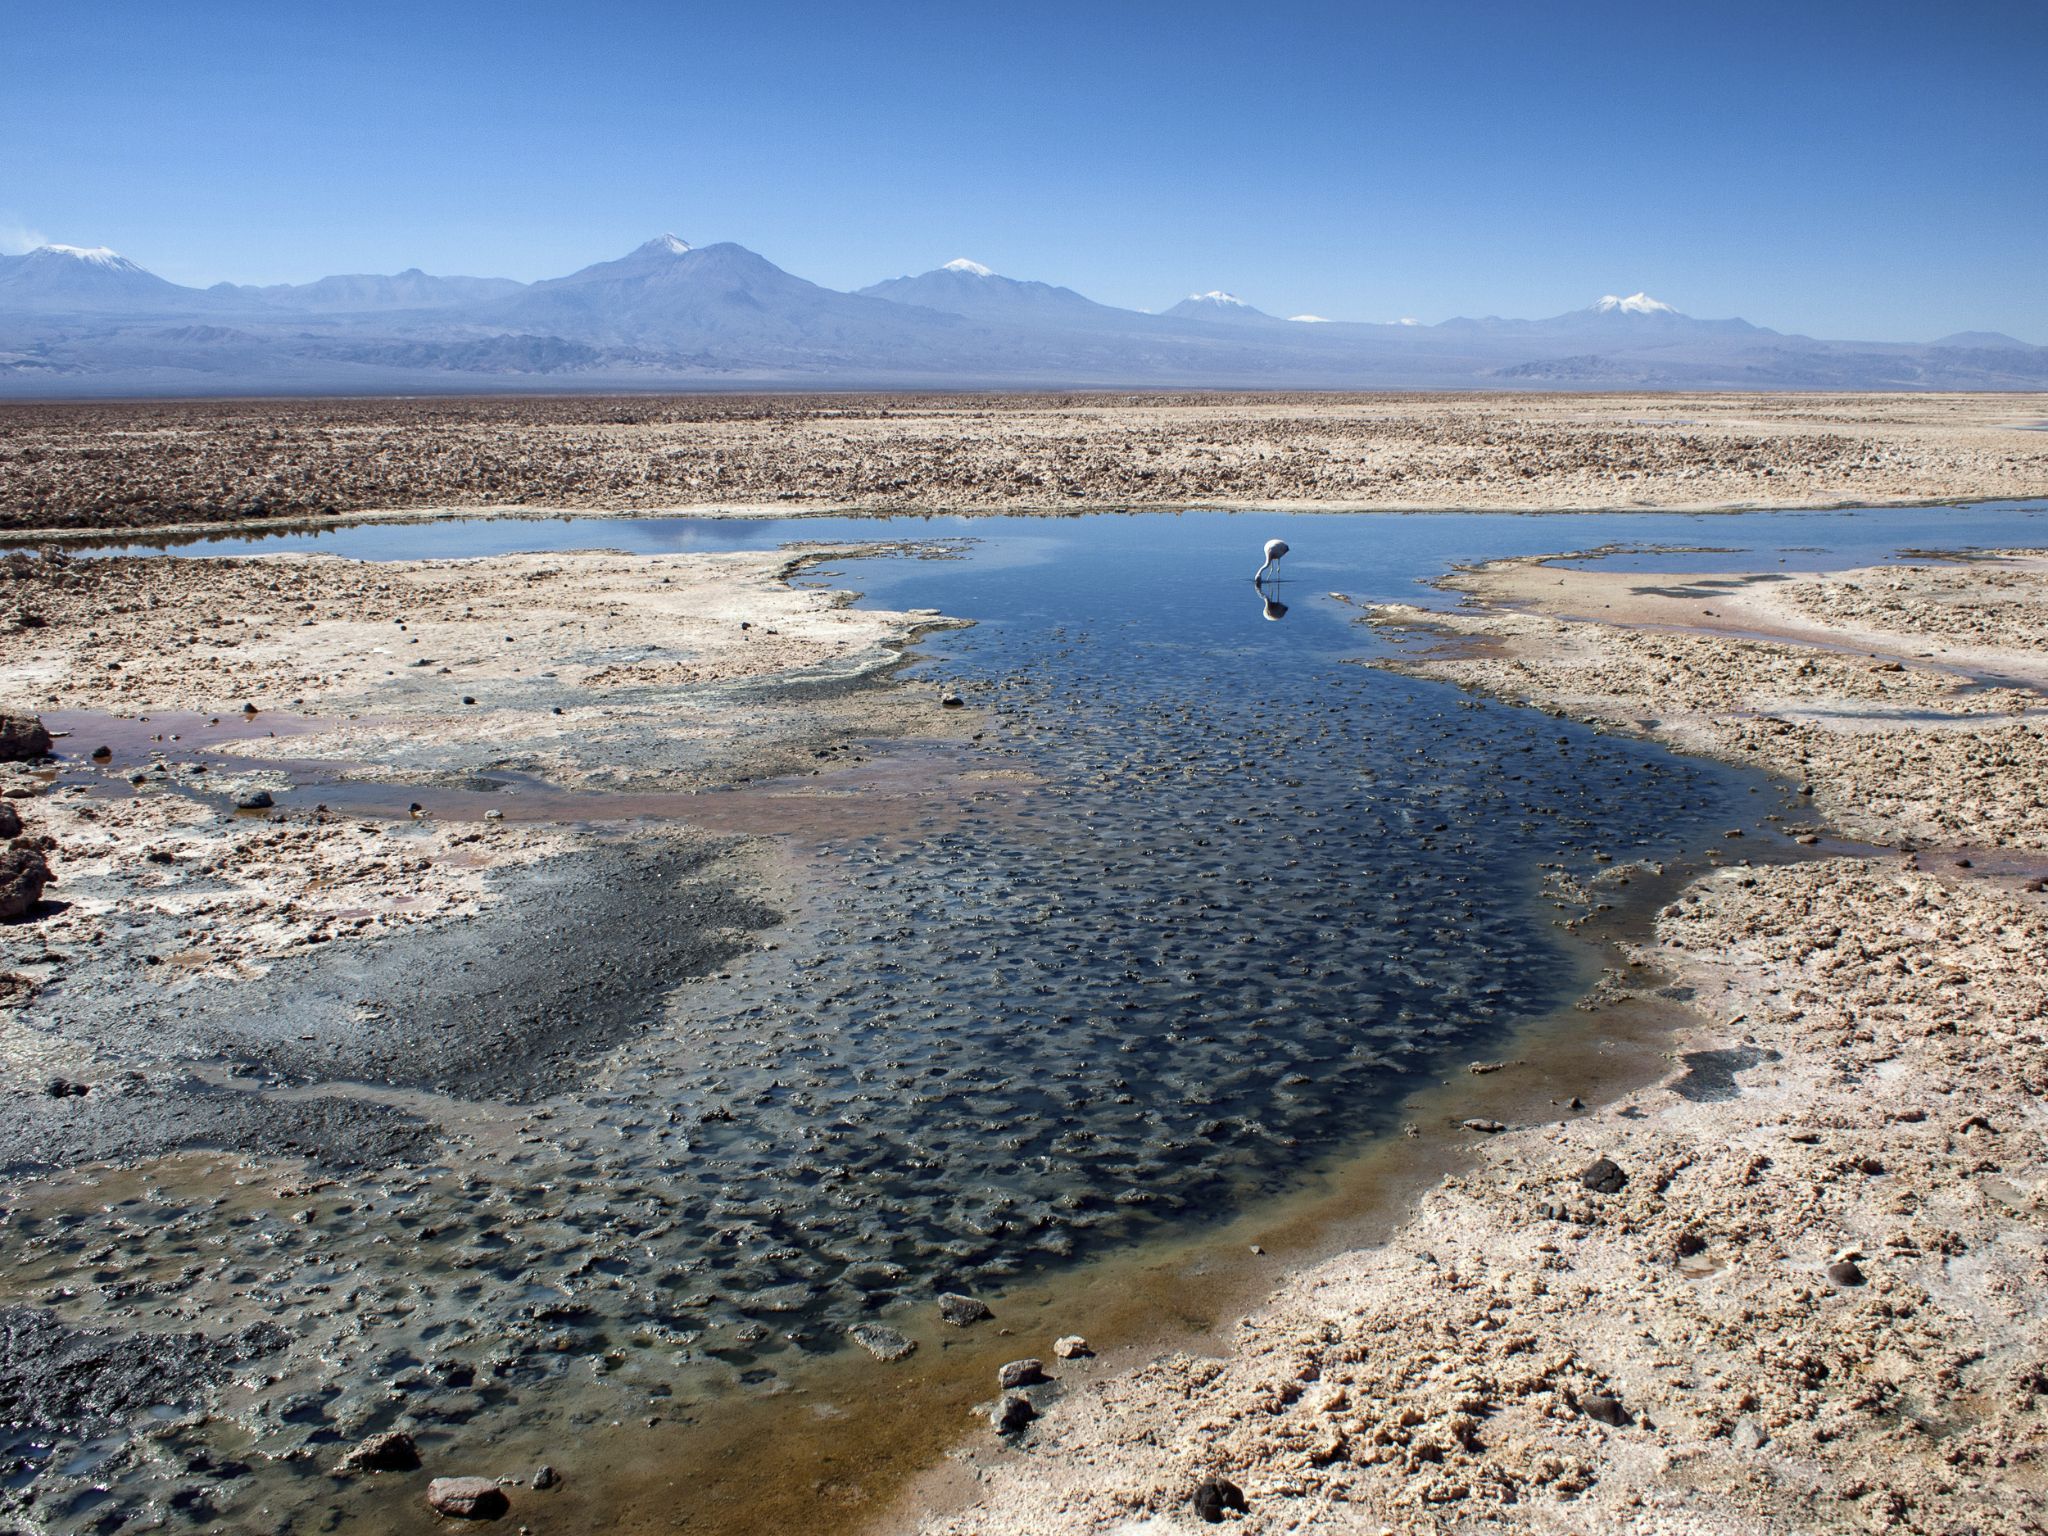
6 0 2044 341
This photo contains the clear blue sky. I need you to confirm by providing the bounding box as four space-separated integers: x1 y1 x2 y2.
5 0 2043 340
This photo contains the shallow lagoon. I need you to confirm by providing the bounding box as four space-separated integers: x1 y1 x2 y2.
12 502 2044 1533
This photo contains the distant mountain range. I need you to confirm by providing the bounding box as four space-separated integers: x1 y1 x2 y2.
1 234 2041 396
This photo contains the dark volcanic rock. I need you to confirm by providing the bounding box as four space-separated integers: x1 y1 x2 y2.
0 1306 289 1437
1581 1392 1631 1426
989 1392 1036 1435
1579 1156 1628 1194
234 790 275 810
1826 1259 1867 1287
1192 1477 1248 1523
0 802 20 839
0 842 49 919
0 714 51 762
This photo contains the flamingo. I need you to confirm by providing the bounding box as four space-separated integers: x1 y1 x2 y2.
1254 538 1289 585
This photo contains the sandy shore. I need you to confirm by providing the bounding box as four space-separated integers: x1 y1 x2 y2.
4 391 2046 537
921 554 2048 1533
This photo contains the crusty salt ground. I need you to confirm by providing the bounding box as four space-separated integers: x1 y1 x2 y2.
1 545 956 986
4 391 2045 537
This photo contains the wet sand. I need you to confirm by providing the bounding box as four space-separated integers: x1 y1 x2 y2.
924 553 2048 1532
4 391 2047 538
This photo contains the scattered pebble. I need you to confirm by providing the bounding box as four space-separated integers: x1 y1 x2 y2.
937 1293 992 1327
996 1358 1045 1390
847 1324 917 1362
425 1477 509 1520
1192 1476 1248 1523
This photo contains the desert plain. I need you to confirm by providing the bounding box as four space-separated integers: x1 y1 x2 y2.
2 390 2047 1536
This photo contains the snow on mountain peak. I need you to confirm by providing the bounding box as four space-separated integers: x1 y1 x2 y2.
38 243 137 269
1188 290 1247 306
941 258 993 276
648 233 693 255
1593 291 1676 315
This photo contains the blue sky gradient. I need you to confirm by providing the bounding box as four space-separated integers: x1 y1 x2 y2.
5 0 2043 339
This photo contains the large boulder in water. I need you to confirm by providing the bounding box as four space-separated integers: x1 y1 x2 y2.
0 714 52 762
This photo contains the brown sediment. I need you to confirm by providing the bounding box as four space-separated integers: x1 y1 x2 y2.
919 552 2048 1534
3 391 2046 538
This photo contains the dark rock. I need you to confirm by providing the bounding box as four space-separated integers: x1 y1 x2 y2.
937 1293 992 1327
44 1078 88 1099
997 1358 1045 1389
1462 1117 1506 1133
234 790 274 811
1192 1477 1248 1523
0 714 51 763
90 745 112 761
531 1465 560 1490
848 1323 916 1362
1826 1259 1866 1287
941 694 965 708
1674 1230 1707 1258
1579 1156 1628 1194
426 1477 509 1520
989 1393 1035 1435
0 843 50 919
0 803 19 840
336 1430 420 1474
1581 1392 1630 1426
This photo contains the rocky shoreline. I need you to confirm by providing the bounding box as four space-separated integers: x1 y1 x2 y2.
917 552 2048 1533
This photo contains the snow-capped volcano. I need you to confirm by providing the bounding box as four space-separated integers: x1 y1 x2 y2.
0 241 207 310
649 233 693 256
1163 290 1280 324
38 243 149 272
1592 291 1677 315
859 261 1123 325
